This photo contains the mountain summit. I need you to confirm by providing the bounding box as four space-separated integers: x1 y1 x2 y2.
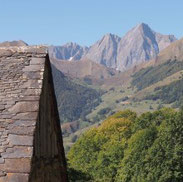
86 23 176 71
83 33 121 68
49 23 177 71
49 42 88 61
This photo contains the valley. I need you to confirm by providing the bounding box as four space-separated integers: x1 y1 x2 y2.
1 24 180 153
45 30 183 154
50 53 182 152
1 1 183 181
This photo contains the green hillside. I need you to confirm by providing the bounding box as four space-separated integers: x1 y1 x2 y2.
51 41 183 153
131 59 183 90
130 58 183 108
57 58 183 150
145 78 183 107
51 64 103 123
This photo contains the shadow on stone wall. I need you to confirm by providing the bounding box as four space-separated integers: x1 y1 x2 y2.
29 55 68 182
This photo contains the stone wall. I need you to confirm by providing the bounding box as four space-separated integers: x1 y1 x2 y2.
29 55 68 182
0 47 68 182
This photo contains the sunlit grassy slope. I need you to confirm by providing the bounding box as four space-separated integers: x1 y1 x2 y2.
63 38 183 151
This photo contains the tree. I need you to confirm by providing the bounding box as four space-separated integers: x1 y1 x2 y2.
67 110 136 181
67 108 183 181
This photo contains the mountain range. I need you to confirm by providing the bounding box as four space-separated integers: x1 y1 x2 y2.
1 24 183 152
49 42 88 61
49 23 176 71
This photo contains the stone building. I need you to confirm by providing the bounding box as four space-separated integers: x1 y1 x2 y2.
0 46 68 182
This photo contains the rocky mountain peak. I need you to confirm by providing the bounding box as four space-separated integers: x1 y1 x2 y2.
100 34 121 48
102 33 121 41
136 22 150 29
49 42 88 61
133 23 177 51
130 23 150 32
123 23 157 41
64 42 81 49
49 23 177 71
116 23 177 70
83 33 121 68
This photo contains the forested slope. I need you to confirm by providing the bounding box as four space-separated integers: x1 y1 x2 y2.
51 64 102 123
68 109 183 181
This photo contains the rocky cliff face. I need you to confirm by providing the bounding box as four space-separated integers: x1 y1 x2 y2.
50 23 176 71
116 23 176 70
83 34 121 68
85 23 176 71
49 42 88 61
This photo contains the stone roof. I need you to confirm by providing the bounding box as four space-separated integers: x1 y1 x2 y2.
0 46 68 181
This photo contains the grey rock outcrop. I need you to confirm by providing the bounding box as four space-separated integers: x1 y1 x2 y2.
49 42 88 61
83 34 121 68
49 23 177 71
116 23 176 70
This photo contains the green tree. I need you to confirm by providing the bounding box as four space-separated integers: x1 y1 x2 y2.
68 110 136 181
67 109 183 181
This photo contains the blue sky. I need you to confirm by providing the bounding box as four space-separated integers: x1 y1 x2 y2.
0 0 182 46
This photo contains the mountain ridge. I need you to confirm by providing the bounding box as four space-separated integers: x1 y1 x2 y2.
49 23 176 71
83 33 121 68
49 42 88 61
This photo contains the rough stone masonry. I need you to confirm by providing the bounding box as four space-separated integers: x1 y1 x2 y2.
0 46 68 182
